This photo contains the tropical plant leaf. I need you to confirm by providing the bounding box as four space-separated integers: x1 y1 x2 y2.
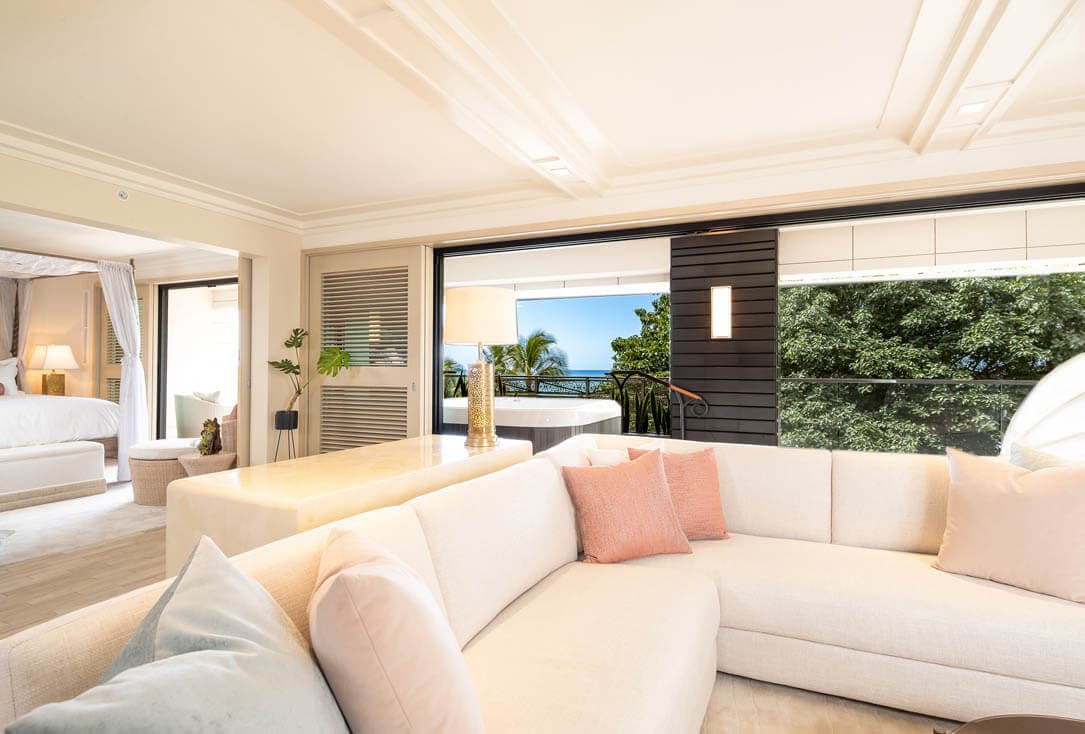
316 347 351 377
268 358 300 375
284 328 308 349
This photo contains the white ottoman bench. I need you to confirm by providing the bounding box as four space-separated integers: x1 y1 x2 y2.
128 438 197 506
0 442 106 511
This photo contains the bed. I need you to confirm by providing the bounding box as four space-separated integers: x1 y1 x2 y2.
0 395 119 510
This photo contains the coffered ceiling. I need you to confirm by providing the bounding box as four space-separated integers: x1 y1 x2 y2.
0 0 1082 247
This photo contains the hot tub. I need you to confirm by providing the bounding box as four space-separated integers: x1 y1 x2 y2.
442 397 622 451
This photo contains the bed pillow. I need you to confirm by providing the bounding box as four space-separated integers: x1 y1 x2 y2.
308 529 484 734
0 358 17 397
935 448 1085 603
628 447 729 540
8 537 348 733
562 450 690 563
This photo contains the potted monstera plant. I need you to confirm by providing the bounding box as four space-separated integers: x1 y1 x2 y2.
268 328 351 430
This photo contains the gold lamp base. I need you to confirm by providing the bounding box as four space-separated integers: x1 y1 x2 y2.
465 359 499 449
42 372 66 396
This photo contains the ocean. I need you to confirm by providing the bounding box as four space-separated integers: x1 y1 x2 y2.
566 369 610 377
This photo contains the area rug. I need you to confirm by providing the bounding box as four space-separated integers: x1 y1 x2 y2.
0 482 164 566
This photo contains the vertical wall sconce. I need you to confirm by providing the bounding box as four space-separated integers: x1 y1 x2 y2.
710 285 732 339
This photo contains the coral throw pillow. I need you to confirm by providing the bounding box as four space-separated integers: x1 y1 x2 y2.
308 529 485 734
936 448 1085 603
628 447 728 540
561 450 691 563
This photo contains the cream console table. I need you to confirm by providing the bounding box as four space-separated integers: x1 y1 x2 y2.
165 435 532 574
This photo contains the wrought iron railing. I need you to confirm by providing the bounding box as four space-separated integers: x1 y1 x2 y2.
441 370 709 438
779 377 1038 456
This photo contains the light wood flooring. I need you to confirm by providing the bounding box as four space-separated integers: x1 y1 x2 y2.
0 529 957 731
0 527 166 638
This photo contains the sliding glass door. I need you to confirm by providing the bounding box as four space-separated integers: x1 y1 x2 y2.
156 278 239 439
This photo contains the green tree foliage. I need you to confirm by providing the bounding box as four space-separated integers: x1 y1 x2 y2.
610 294 670 375
779 274 1085 455
486 329 568 377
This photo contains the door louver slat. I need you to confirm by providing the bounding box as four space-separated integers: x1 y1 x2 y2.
321 267 408 367
320 386 408 452
105 299 144 365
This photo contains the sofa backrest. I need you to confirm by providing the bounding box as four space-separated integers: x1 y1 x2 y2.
409 457 577 646
542 434 833 543
831 450 950 554
0 504 440 727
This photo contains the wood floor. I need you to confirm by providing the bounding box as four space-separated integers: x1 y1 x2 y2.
0 529 957 732
0 527 166 638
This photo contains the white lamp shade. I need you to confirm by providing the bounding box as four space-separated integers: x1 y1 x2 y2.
444 287 518 346
28 344 80 371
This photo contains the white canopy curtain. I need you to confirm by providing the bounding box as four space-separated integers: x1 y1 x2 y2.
98 260 148 482
16 279 32 388
0 278 14 361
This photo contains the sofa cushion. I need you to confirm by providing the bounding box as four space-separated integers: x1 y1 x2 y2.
410 458 577 646
308 530 483 734
937 448 1085 603
831 450 949 554
562 451 691 563
8 537 347 733
464 562 719 734
625 533 1085 690
625 438 832 542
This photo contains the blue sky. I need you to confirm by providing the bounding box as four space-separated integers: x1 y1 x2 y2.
444 293 661 371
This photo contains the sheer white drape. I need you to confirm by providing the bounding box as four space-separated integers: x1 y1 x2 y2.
98 261 147 481
16 280 32 389
0 278 14 360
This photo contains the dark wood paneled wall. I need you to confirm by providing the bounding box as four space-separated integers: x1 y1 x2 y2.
670 229 778 445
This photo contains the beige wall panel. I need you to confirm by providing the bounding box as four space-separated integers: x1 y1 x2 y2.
935 248 1027 266
1027 243 1085 260
935 211 1025 253
779 227 852 264
779 260 852 277
853 254 935 271
853 219 934 259
24 273 97 397
1027 204 1085 248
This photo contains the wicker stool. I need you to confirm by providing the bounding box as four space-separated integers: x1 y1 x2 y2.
128 438 198 506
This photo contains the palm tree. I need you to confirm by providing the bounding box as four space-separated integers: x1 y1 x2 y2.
486 329 568 392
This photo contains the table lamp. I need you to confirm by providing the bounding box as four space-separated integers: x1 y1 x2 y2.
443 287 517 448
28 344 80 395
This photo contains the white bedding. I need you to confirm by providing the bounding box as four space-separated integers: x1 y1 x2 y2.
0 394 119 449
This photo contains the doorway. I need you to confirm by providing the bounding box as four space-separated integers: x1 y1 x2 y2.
156 278 240 439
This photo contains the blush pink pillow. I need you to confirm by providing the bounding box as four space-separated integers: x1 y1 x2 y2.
936 449 1085 603
561 450 691 563
628 447 728 540
308 529 484 733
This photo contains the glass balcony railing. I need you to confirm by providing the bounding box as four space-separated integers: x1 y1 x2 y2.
779 378 1037 456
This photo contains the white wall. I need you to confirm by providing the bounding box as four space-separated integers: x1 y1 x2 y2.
23 273 97 397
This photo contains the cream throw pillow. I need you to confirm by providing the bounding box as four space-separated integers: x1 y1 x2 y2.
936 448 1085 603
308 529 484 734
1009 442 1083 471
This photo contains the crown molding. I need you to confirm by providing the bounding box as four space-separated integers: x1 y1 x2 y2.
0 121 303 233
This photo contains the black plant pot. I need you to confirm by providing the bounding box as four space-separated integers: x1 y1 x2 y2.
274 410 299 431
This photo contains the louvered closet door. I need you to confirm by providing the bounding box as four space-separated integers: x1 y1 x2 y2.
307 246 430 453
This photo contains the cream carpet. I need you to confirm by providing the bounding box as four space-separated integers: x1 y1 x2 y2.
0 481 165 566
703 673 956 733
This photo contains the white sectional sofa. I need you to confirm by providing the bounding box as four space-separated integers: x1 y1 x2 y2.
1 434 1082 730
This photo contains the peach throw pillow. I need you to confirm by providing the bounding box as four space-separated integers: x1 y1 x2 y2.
628 447 728 540
308 529 484 733
562 450 691 563
936 449 1085 603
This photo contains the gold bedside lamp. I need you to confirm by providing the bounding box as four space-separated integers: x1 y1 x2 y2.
29 344 80 395
443 287 517 448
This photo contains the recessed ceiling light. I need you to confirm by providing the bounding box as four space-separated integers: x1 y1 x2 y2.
550 167 572 176
957 101 987 115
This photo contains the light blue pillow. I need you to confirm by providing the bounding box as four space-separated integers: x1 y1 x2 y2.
8 537 348 734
